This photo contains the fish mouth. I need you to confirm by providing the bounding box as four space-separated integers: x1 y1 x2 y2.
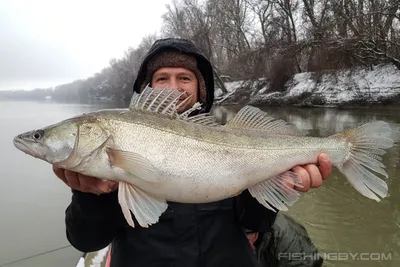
13 136 40 158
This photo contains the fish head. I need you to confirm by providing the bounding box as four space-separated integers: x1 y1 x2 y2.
13 118 79 164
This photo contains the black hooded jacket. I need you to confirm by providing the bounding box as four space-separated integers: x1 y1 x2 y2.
65 38 278 267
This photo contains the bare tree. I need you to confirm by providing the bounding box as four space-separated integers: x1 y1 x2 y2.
58 0 400 102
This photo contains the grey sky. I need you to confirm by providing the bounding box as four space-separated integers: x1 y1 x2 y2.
0 0 171 90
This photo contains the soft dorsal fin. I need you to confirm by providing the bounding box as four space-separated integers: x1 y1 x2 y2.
225 106 306 136
129 84 196 117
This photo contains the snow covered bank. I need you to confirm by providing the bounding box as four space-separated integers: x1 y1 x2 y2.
215 64 400 107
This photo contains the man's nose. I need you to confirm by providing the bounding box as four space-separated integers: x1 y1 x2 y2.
168 78 179 90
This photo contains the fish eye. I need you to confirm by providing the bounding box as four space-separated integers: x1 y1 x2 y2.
33 130 44 140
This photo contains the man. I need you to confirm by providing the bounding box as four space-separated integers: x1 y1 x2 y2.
54 38 331 267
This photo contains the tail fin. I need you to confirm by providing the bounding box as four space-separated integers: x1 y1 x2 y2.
332 121 394 202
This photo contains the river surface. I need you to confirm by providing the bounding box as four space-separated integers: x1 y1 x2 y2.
0 100 399 267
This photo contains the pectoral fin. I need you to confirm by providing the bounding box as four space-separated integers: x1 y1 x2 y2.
106 148 160 183
248 171 303 211
118 181 168 228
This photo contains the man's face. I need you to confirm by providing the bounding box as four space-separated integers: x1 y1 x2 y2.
151 67 199 112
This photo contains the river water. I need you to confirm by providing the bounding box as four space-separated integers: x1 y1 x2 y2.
0 100 399 267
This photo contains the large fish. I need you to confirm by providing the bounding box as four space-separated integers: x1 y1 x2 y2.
13 85 396 228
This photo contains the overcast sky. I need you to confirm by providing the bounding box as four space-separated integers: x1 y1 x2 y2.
0 0 172 90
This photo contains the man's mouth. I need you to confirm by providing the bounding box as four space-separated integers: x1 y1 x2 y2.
177 97 188 104
179 94 188 100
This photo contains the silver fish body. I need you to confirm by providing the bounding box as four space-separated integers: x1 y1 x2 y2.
13 86 396 228
74 109 346 202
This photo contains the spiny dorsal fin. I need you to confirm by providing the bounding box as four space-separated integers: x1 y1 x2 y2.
179 102 203 119
183 113 221 127
129 84 195 117
225 106 306 136
129 85 221 127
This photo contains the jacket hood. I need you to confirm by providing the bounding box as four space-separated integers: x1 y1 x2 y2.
133 38 215 113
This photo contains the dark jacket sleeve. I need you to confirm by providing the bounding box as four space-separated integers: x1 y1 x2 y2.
235 189 278 232
65 189 125 252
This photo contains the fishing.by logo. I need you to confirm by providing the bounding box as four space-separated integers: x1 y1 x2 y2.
277 252 393 261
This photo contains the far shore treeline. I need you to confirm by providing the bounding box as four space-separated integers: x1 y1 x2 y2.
1 0 399 106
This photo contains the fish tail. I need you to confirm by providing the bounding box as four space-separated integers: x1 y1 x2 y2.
332 121 395 201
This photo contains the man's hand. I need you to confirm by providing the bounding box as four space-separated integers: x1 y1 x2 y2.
291 153 332 192
53 166 118 195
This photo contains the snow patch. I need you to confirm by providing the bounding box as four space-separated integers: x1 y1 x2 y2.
215 80 244 97
287 73 316 97
216 64 400 106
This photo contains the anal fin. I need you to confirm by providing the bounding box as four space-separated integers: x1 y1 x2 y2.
118 181 168 228
248 171 303 211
